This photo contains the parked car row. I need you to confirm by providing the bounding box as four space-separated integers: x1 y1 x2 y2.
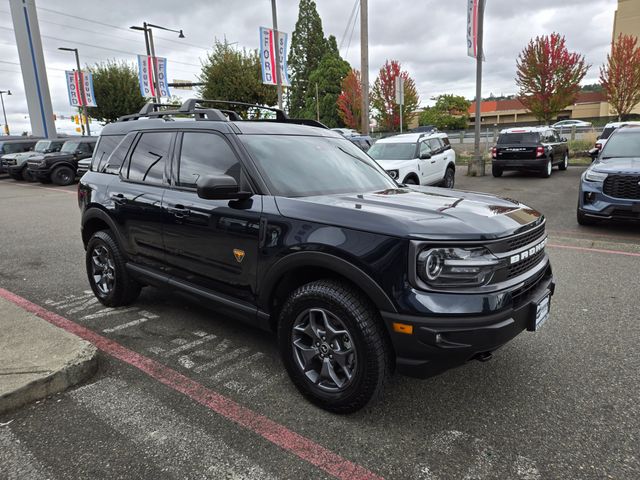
0 137 96 185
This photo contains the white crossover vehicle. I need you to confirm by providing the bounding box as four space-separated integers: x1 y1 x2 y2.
594 121 640 151
368 132 456 188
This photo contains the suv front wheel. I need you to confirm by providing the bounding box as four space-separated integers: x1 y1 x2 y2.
86 230 142 307
278 280 391 413
51 165 76 186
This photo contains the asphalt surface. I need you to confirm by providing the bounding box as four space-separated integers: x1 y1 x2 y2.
0 167 639 479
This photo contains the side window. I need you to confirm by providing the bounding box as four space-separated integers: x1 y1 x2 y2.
441 137 451 148
177 132 241 188
126 132 171 185
428 138 443 153
419 141 430 157
104 133 136 175
91 135 125 172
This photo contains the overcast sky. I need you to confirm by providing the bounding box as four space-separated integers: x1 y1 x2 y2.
0 0 618 135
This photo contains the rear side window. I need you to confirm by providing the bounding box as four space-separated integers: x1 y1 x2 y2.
104 133 136 175
441 137 451 147
91 135 124 172
126 132 171 185
497 133 540 144
599 127 616 140
177 132 241 187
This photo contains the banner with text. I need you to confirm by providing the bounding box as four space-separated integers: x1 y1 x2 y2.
137 55 171 98
466 0 485 60
259 26 290 87
65 70 97 107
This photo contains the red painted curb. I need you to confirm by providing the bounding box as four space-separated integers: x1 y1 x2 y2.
0 287 383 480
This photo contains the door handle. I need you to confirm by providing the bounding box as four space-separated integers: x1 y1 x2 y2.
110 193 127 205
167 205 191 218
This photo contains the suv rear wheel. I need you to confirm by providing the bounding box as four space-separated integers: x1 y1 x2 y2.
540 158 553 178
441 166 455 188
277 280 391 413
51 166 75 186
86 230 142 307
558 152 569 171
492 166 503 177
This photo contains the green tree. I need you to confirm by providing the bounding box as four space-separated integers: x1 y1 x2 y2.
89 60 146 123
419 94 471 130
371 60 419 131
288 0 328 117
302 36 350 127
199 40 277 114
516 33 589 123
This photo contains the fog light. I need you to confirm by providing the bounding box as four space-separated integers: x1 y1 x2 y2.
584 192 596 204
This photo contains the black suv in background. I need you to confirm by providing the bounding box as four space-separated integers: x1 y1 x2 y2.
79 99 555 413
492 127 569 178
27 137 96 185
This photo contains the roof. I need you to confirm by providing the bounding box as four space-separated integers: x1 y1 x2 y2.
63 136 98 142
500 126 550 134
469 91 608 114
613 124 640 132
604 121 640 128
376 132 448 144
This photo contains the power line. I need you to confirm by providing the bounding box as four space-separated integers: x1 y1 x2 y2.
344 2 360 59
339 0 359 52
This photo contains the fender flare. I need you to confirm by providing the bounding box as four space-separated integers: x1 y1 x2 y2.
81 207 128 254
259 251 397 313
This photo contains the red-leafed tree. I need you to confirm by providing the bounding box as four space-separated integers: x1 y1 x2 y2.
516 33 589 124
337 69 362 130
600 34 640 121
371 60 419 132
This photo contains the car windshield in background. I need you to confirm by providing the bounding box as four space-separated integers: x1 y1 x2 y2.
367 142 416 160
497 133 540 144
601 131 640 159
61 142 80 153
599 127 616 140
241 135 397 197
34 140 53 152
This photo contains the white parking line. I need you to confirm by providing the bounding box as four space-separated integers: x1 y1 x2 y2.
210 352 264 382
66 297 99 314
161 334 217 357
194 344 248 374
81 307 138 320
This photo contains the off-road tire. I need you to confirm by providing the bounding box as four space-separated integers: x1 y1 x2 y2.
492 166 503 177
278 279 391 414
51 165 75 186
559 151 569 171
86 230 142 307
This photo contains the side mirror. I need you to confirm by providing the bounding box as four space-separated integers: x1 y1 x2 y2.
561 137 567 142
419 152 431 160
196 174 252 200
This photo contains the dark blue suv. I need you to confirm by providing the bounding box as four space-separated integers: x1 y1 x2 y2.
578 125 640 225
79 99 555 413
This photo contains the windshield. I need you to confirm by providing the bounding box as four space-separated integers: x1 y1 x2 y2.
61 142 80 153
240 135 397 197
497 133 540 144
367 142 416 160
34 140 53 152
600 131 640 159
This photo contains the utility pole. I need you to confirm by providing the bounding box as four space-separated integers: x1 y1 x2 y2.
147 26 161 104
360 0 369 134
472 0 486 176
0 90 11 135
271 0 284 110
59 48 91 136
315 83 320 121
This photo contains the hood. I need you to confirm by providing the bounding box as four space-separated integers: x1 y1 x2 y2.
374 159 415 169
275 186 543 241
1 153 22 160
593 157 640 174
29 152 73 162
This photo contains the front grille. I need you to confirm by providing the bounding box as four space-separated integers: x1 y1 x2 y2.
506 223 545 251
603 175 640 200
507 249 545 279
511 265 548 306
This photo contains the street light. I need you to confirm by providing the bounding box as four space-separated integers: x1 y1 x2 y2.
0 90 11 136
130 22 184 103
58 47 91 136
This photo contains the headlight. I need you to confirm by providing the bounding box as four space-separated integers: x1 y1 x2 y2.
585 170 607 182
38 160 47 167
417 247 500 288
387 169 399 179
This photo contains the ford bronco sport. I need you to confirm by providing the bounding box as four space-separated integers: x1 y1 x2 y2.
78 99 555 413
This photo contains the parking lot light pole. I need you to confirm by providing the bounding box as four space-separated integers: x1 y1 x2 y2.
130 23 184 104
58 47 91 136
0 89 11 135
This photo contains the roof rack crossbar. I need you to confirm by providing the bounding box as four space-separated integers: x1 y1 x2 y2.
179 98 288 121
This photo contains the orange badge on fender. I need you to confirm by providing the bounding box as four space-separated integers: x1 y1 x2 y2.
233 249 245 263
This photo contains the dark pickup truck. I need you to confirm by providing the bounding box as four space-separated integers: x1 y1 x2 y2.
491 127 569 178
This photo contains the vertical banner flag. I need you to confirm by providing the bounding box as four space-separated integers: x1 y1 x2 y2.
467 0 485 60
65 70 97 107
137 55 171 98
259 26 290 86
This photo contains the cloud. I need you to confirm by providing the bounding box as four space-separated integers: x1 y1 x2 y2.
0 0 618 134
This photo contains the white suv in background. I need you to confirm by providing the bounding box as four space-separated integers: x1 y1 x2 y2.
368 132 456 188
595 121 640 151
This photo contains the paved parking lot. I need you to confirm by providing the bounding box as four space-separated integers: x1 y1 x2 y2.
1 167 639 479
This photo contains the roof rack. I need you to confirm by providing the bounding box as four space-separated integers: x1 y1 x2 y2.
116 98 328 129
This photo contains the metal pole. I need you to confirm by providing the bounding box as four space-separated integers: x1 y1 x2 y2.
271 0 283 110
360 0 369 134
315 83 320 121
0 92 9 135
74 49 90 136
399 103 403 133
147 24 161 103
472 0 485 176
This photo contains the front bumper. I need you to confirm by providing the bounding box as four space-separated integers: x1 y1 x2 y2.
7 164 25 175
381 265 555 378
27 165 52 180
579 179 640 221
